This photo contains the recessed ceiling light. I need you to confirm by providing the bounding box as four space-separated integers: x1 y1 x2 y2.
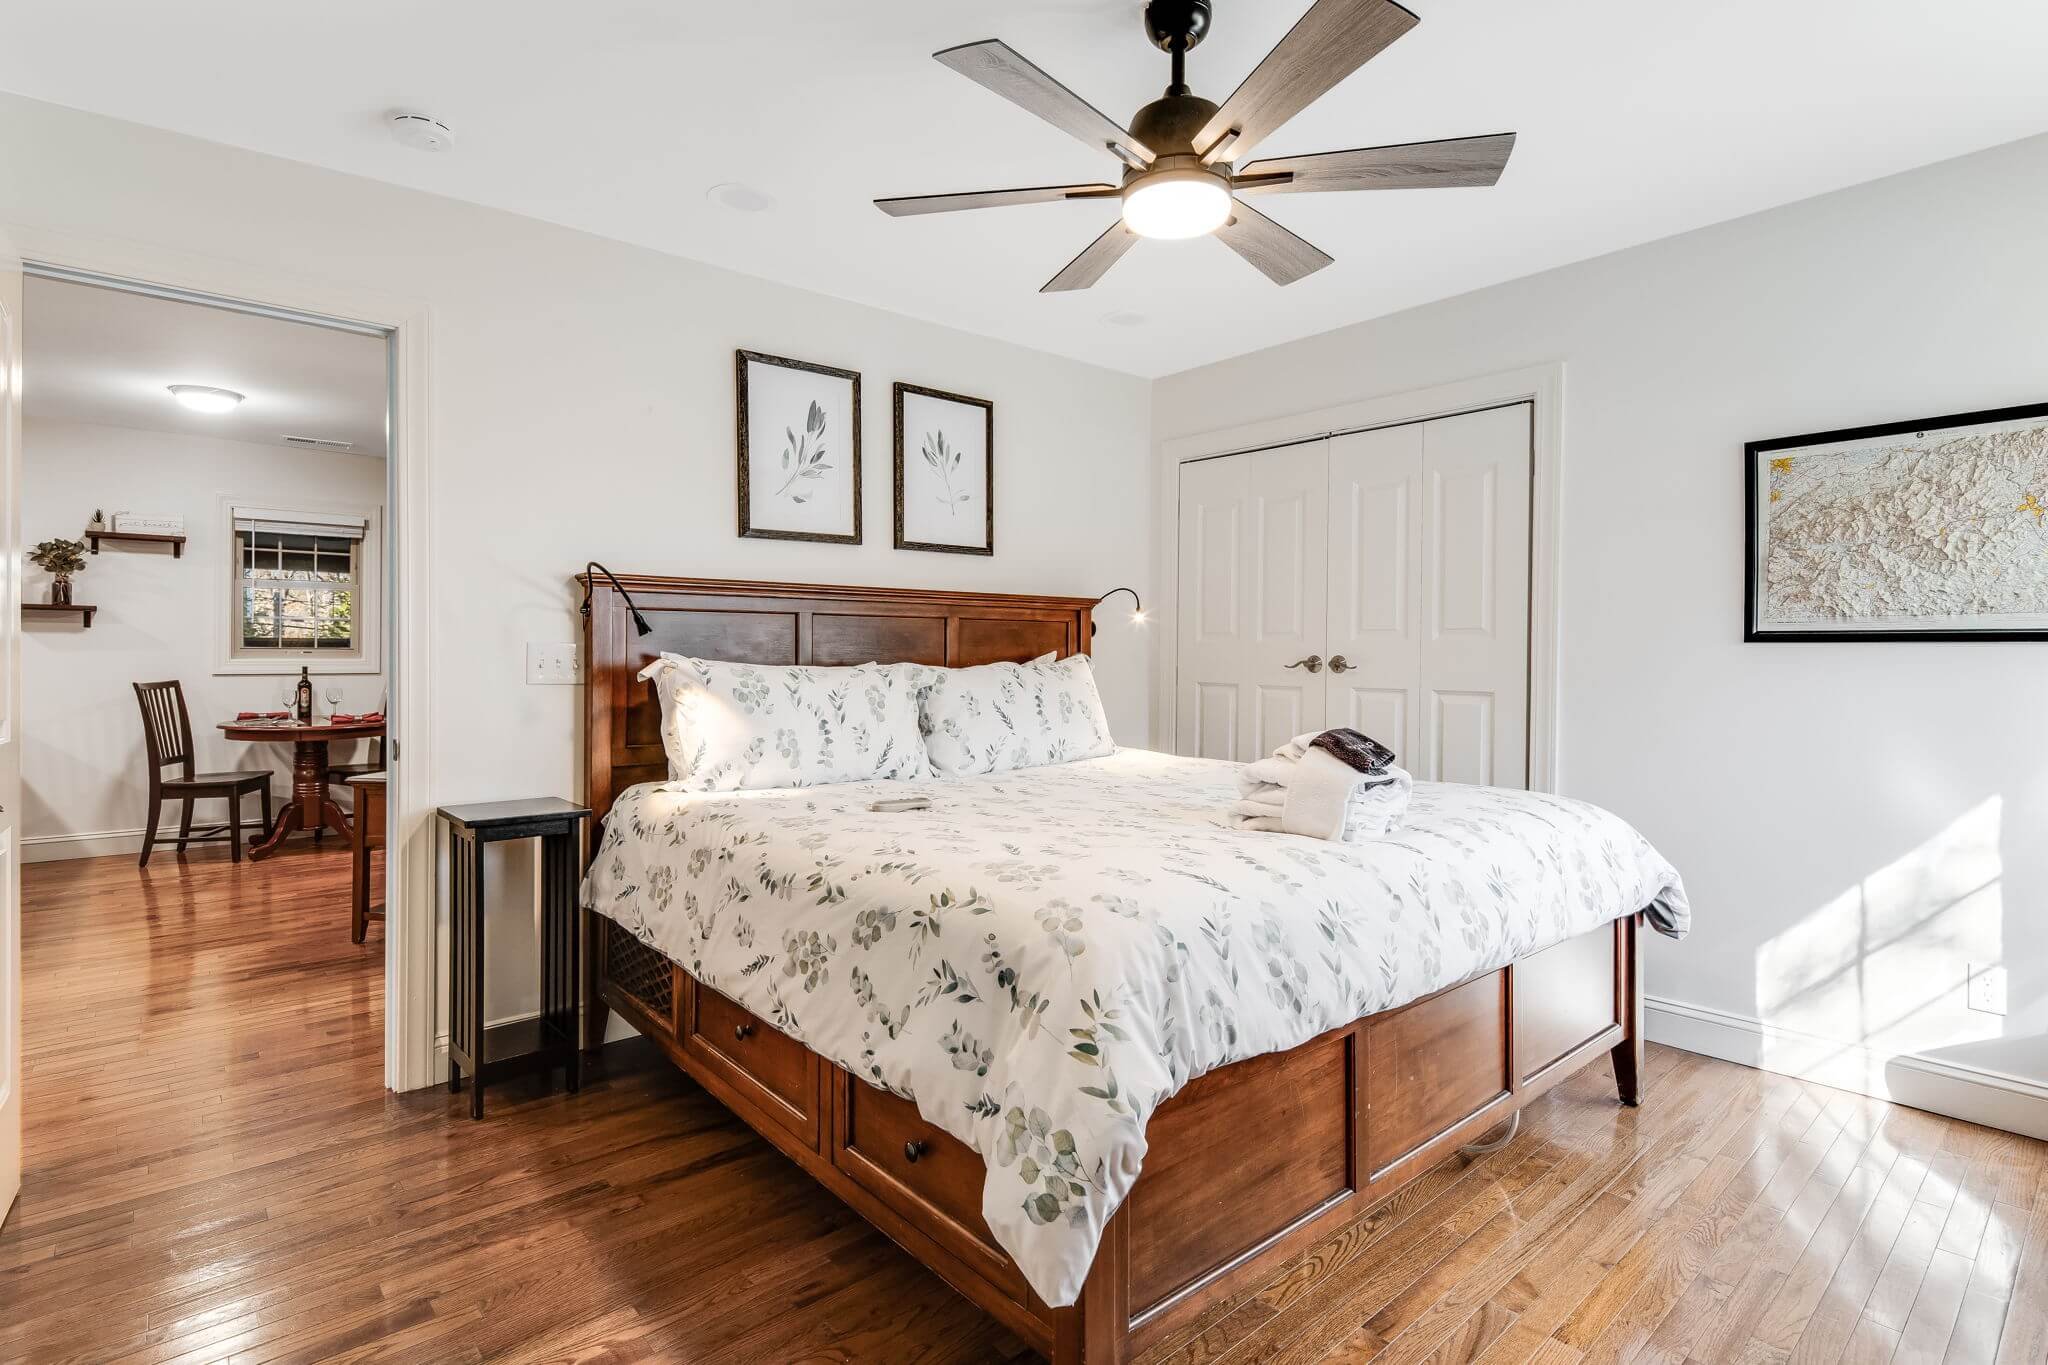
706 182 775 214
167 384 245 415
390 112 455 152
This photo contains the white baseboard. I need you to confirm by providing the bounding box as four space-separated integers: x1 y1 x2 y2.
1646 994 2048 1141
22 828 146 862
431 1007 540 1084
426 1008 644 1086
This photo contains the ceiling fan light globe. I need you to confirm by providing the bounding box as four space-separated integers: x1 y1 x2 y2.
1121 173 1231 240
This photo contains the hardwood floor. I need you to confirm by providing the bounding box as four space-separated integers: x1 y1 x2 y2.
3 849 2044 1364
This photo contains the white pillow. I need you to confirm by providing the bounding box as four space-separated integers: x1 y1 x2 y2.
638 655 930 791
920 653 1115 777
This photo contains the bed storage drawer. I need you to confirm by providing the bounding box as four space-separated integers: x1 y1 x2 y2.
834 1080 1025 1294
684 985 821 1146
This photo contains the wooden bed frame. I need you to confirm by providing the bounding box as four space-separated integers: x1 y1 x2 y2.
578 574 1645 1365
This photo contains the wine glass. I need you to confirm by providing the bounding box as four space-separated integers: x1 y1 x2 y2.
281 685 298 720
324 684 344 719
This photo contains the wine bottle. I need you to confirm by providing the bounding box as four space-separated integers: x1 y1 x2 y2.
295 666 314 723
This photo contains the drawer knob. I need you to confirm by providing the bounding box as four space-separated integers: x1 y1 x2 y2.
903 1139 929 1164
733 1022 754 1041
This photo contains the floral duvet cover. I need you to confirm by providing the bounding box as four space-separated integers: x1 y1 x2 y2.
582 748 1688 1307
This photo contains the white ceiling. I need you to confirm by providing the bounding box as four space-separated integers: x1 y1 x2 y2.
22 276 389 455
4 1 2047 378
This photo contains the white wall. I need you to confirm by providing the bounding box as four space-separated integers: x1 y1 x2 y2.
1154 134 2048 1130
0 95 1155 1055
20 418 385 859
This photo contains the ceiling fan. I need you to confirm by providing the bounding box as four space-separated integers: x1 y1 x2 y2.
874 0 1515 293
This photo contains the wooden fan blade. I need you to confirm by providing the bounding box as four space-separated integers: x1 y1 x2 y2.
876 183 1121 217
1214 202 1333 285
1040 222 1140 293
1235 133 1516 194
1195 0 1419 164
936 40 1153 165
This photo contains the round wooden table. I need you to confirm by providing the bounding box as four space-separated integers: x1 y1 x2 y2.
217 718 385 861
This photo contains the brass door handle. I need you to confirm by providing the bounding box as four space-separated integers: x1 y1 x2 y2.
1328 655 1354 674
1284 655 1324 674
903 1139 929 1164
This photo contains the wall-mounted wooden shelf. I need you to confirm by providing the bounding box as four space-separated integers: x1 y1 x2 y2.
24 602 98 628
87 529 186 557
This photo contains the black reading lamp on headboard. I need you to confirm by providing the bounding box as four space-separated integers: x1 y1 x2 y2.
1091 587 1146 638
580 561 653 637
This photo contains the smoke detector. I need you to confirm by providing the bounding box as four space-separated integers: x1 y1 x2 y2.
389 112 454 152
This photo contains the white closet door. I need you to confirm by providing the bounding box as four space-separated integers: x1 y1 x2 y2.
1420 404 1531 788
1175 441 1329 761
1325 423 1425 769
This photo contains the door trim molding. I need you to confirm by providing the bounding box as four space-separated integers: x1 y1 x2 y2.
6 224 438 1093
1153 363 1565 793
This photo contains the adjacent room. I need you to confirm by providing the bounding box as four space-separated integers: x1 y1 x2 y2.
12 273 393 1178
0 3 2043 1364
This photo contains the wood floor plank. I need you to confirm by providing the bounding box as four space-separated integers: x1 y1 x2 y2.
2 850 2041 1365
1894 1249 1973 1365
1993 1186 2048 1365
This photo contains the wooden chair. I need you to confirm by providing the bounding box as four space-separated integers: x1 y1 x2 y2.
348 773 386 942
329 737 386 784
134 680 274 867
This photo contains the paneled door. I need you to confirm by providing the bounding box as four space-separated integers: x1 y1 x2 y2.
1178 402 1531 784
1418 404 1530 787
1325 422 1426 771
1324 404 1530 786
1174 441 1329 760
1 228 22 1224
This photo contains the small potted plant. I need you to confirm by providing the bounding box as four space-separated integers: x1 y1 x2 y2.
29 537 88 606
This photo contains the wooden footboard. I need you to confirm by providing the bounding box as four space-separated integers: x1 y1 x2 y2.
587 910 1645 1365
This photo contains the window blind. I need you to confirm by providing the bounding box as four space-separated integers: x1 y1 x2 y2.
231 507 368 540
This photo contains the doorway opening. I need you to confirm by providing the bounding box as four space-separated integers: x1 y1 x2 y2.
15 266 401 1120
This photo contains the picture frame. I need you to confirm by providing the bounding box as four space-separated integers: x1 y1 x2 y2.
1744 400 2048 642
893 382 994 556
736 349 862 544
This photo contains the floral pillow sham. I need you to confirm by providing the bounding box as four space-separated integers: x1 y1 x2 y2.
920 652 1115 777
638 654 930 792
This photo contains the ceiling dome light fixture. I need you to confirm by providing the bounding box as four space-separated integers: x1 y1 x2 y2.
1121 165 1231 240
167 384 245 415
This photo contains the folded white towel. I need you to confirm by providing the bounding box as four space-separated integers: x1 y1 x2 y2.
1227 729 1411 842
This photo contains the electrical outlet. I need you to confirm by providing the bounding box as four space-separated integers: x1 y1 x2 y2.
526 642 580 685
1967 963 2007 1016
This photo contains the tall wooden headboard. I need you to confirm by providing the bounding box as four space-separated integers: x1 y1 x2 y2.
578 574 1096 831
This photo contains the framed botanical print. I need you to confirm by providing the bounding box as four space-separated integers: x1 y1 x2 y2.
1745 400 2048 641
894 382 993 555
736 349 861 544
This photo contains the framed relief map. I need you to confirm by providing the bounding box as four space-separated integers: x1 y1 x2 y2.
1745 402 2048 641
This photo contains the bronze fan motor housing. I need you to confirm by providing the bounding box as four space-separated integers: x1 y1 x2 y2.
1142 0 1212 55
874 0 1518 293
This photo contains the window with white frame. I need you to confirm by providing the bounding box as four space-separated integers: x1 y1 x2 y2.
229 507 370 663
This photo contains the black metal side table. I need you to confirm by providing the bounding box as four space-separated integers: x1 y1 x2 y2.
438 798 591 1119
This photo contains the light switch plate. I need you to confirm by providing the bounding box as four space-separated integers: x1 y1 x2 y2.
526 642 580 685
1967 963 2007 1016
